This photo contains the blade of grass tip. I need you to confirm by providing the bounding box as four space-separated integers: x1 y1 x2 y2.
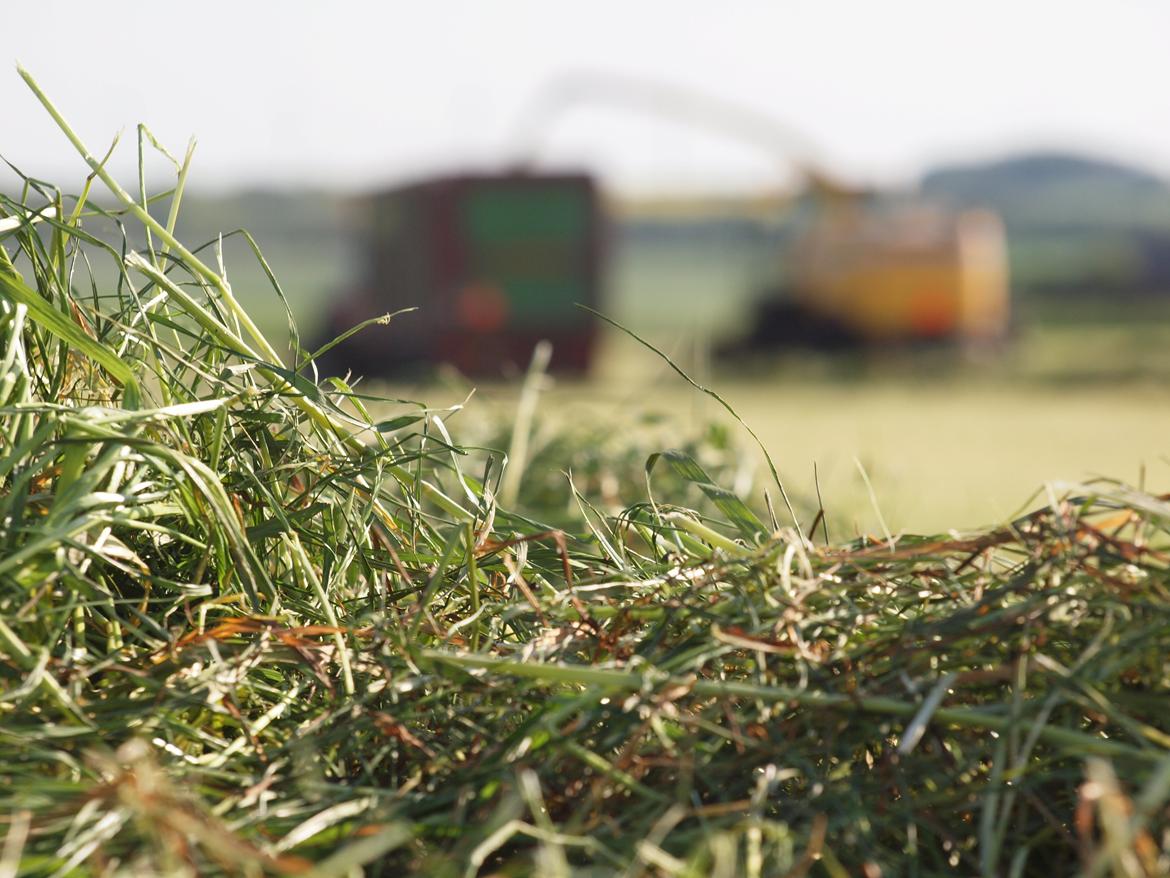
855 457 893 550
763 488 780 532
138 122 184 168
298 310 417 372
580 305 802 540
283 532 354 696
136 125 156 266
65 174 97 230
566 471 627 570
499 340 551 508
813 460 830 544
161 137 197 260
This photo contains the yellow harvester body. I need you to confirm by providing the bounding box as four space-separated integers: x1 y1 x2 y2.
787 201 1010 345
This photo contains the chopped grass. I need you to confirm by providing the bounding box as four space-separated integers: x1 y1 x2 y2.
2 70 1170 877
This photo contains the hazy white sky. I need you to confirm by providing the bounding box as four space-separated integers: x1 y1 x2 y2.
5 0 1170 195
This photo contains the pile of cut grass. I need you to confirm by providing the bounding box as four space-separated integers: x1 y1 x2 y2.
2 70 1170 877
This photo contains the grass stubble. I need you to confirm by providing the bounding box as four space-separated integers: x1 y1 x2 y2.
1 67 1170 877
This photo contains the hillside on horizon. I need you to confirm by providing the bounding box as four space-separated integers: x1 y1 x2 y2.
920 150 1170 231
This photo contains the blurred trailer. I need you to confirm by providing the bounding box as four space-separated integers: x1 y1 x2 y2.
320 172 604 377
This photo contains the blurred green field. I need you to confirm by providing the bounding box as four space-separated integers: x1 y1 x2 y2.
405 341 1169 537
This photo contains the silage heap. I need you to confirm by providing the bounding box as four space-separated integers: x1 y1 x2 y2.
1 72 1170 877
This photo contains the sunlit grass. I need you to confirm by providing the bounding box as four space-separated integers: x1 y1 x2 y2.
2 69 1170 876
